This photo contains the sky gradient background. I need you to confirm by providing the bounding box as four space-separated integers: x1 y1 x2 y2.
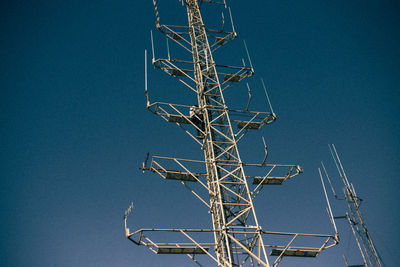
1 0 399 266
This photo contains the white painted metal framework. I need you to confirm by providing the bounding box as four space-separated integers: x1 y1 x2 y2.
125 1 338 266
319 144 384 267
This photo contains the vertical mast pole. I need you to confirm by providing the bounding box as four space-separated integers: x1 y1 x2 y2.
184 1 269 266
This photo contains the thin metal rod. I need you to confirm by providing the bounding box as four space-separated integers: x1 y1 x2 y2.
228 7 236 34
261 78 275 115
150 30 155 62
205 49 208 71
331 144 352 189
227 234 269 267
220 12 225 32
245 83 251 111
328 144 344 182
351 183 358 200
318 168 338 234
321 161 338 199
145 49 150 107
342 254 349 267
243 40 254 71
166 38 170 60
145 49 148 92
261 136 268 165
345 213 369 266
179 230 219 263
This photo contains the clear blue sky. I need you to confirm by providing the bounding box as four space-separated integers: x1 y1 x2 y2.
1 0 399 266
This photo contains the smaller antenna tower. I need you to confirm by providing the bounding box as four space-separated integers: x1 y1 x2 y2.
319 144 384 267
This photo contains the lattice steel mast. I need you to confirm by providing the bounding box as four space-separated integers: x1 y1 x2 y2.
185 1 268 264
124 1 338 266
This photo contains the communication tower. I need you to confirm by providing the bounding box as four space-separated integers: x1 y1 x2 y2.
124 1 338 266
319 144 384 267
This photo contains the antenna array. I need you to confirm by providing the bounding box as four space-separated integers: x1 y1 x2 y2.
319 144 384 267
125 1 338 266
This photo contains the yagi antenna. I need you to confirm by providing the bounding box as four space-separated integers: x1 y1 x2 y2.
245 83 251 111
